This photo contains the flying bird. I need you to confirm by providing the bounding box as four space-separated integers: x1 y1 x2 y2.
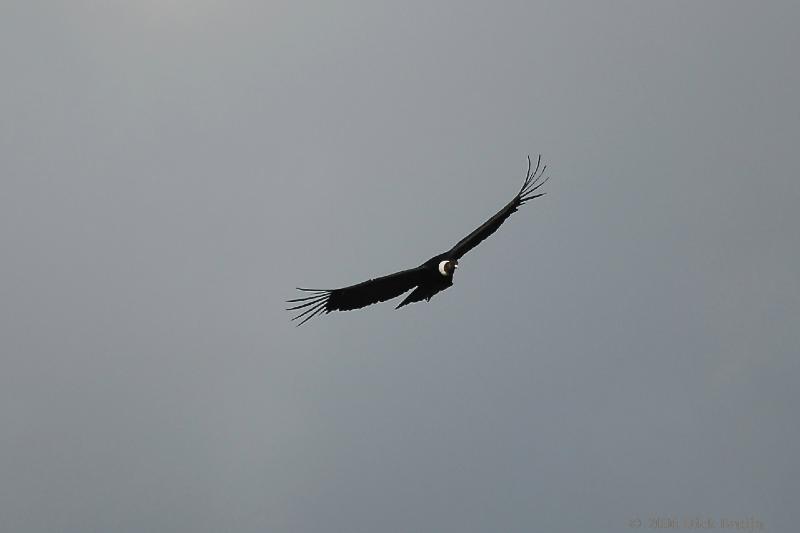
288 155 551 325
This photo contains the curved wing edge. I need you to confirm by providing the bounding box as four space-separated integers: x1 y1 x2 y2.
447 154 550 260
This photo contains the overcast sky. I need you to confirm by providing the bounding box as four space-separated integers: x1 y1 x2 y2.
2 1 798 532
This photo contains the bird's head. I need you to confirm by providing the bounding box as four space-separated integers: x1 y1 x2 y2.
438 260 458 277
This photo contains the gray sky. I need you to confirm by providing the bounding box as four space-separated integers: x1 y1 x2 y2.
2 1 798 532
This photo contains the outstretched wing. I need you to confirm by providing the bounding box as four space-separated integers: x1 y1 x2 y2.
287 267 424 325
446 155 550 260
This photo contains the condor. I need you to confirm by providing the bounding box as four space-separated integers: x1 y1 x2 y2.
288 155 551 325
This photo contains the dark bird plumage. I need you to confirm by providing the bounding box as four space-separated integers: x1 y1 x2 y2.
287 155 550 325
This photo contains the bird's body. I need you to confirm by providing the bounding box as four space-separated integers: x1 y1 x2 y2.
394 255 456 309
288 155 550 325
